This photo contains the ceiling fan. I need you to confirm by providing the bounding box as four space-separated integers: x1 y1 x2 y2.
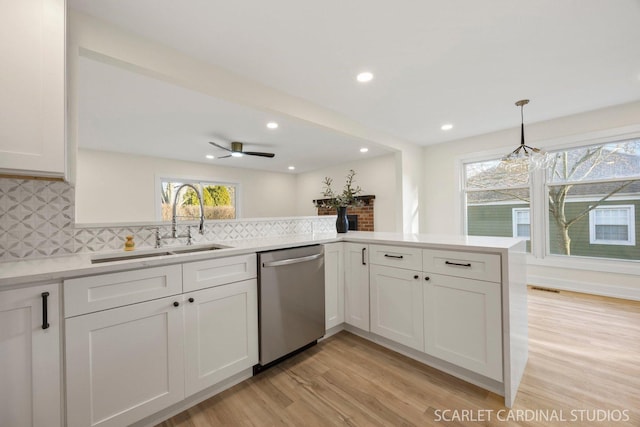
209 141 275 158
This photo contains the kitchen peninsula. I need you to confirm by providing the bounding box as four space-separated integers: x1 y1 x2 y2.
0 230 526 427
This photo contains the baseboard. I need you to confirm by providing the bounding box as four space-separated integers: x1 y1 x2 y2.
528 275 640 301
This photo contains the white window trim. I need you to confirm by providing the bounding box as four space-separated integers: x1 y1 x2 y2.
589 205 635 246
512 207 531 239
155 175 241 221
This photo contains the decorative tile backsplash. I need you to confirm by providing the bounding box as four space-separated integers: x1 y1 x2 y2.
0 179 75 260
0 178 336 262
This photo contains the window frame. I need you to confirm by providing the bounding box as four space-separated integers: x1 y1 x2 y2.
588 204 636 246
155 175 241 221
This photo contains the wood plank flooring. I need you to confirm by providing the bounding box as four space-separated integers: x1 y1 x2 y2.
158 288 640 426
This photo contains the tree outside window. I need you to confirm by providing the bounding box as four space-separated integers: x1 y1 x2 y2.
161 180 237 221
464 138 640 261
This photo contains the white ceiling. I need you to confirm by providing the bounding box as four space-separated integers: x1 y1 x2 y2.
77 56 393 173
71 0 640 169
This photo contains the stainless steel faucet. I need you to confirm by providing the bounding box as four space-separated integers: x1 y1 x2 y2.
171 183 205 238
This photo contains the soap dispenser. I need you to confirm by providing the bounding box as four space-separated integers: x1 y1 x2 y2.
124 235 135 251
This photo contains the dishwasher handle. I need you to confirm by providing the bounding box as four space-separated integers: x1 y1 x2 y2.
262 252 324 268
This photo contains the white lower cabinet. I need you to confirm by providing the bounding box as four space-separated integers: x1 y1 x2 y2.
65 296 185 427
344 243 370 331
370 265 424 351
64 255 259 427
184 279 258 396
323 242 344 330
423 273 503 381
0 283 61 427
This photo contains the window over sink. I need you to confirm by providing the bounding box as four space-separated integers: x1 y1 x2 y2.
159 177 238 221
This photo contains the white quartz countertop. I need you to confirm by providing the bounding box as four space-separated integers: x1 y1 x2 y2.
0 231 524 288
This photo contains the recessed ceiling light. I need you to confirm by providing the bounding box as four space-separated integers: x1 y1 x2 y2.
231 152 243 158
205 154 214 159
267 122 279 129
360 147 369 153
288 166 295 170
356 72 374 83
441 123 454 131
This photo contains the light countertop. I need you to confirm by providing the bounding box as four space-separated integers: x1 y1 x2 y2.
0 231 525 288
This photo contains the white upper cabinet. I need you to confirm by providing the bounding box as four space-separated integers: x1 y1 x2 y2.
0 0 65 178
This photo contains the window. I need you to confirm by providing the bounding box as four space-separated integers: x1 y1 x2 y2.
546 139 640 259
463 158 531 252
589 205 635 245
160 178 238 221
512 208 531 239
462 137 640 262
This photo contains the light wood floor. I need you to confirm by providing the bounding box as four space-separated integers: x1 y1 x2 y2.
159 288 640 426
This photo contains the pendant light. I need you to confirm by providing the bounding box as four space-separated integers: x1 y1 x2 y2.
502 99 549 171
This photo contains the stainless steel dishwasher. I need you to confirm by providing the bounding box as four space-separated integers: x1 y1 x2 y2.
256 245 325 370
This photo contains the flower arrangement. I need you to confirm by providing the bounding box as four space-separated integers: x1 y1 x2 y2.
317 169 363 209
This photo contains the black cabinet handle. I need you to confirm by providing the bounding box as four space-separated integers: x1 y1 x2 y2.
188 297 195 303
425 276 430 281
384 254 404 259
173 301 180 307
445 261 472 267
361 247 367 265
413 275 419 279
41 292 50 330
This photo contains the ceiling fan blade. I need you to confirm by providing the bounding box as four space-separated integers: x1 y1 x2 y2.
244 151 275 158
209 141 232 152
217 154 232 159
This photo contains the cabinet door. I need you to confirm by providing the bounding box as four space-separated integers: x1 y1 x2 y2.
184 279 258 397
0 284 61 427
370 265 424 351
344 243 370 331
324 242 344 330
65 296 185 427
0 0 65 177
424 273 503 381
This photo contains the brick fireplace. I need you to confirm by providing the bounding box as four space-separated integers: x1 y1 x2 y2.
313 195 375 231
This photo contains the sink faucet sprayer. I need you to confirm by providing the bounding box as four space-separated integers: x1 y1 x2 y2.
153 184 206 248
171 183 205 238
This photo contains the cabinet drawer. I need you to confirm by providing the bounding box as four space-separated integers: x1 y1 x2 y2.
422 249 501 283
183 254 257 292
64 265 183 317
369 244 422 271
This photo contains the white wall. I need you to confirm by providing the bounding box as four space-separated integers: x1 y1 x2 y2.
76 149 297 223
422 100 640 300
295 154 398 232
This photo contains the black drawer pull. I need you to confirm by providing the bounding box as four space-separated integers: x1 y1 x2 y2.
445 261 472 267
413 275 419 279
362 247 367 265
173 301 180 307
384 254 404 259
188 297 195 303
41 292 50 330
424 276 430 281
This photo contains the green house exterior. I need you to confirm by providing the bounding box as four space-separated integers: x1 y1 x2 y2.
468 199 640 260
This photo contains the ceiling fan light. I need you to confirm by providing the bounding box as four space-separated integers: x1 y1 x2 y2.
231 152 243 158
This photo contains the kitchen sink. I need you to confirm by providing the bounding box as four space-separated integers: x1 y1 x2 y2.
90 243 231 264
169 244 229 254
91 251 174 264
